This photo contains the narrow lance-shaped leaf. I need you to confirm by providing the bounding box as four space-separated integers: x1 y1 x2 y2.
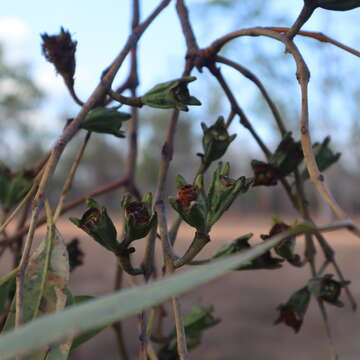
2 213 70 359
0 223 316 360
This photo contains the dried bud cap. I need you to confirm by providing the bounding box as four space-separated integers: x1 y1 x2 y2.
177 184 199 208
41 27 77 86
125 201 150 224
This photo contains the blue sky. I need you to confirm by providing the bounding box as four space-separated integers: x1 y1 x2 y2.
1 1 359 158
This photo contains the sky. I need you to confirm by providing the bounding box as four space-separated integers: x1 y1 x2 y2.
1 1 359 157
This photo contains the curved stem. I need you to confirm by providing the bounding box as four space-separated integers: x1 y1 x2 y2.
286 3 317 40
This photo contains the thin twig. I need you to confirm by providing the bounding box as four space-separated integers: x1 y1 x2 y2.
206 26 360 236
268 27 360 58
14 0 172 329
156 200 189 360
0 167 45 233
215 55 287 136
5 177 129 244
208 63 272 160
53 132 91 222
285 3 317 41
112 265 130 360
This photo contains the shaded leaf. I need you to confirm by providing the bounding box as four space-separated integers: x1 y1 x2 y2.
158 304 220 359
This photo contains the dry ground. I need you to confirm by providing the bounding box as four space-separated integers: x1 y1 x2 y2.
1 215 359 359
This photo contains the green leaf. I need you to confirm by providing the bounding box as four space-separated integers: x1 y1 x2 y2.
0 223 314 359
158 304 220 358
2 220 70 359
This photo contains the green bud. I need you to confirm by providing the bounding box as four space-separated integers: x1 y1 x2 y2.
207 163 252 227
261 221 301 267
275 286 311 333
122 193 157 242
79 107 131 137
270 133 304 176
69 199 119 253
141 76 201 112
201 116 236 164
302 136 341 180
307 274 350 307
251 160 279 186
169 184 207 232
309 0 360 11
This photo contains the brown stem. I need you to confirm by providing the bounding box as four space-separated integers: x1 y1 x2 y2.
215 55 287 136
156 200 189 360
112 265 130 360
53 132 91 222
208 63 272 160
5 177 128 244
286 3 317 41
174 232 210 268
268 27 360 58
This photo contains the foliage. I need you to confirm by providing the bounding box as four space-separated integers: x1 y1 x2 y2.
0 1 358 360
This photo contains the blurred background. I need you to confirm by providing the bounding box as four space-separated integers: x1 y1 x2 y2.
1 0 360 359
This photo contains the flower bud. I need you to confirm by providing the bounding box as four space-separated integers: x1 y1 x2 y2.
177 184 199 208
69 199 119 253
261 220 301 267
270 133 303 177
201 116 236 164
275 287 311 333
121 193 157 242
207 163 252 227
141 76 201 112
251 160 278 186
79 107 131 137
307 274 350 307
41 27 77 88
169 183 206 232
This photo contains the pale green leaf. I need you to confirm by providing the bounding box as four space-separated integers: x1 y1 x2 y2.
0 224 310 359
